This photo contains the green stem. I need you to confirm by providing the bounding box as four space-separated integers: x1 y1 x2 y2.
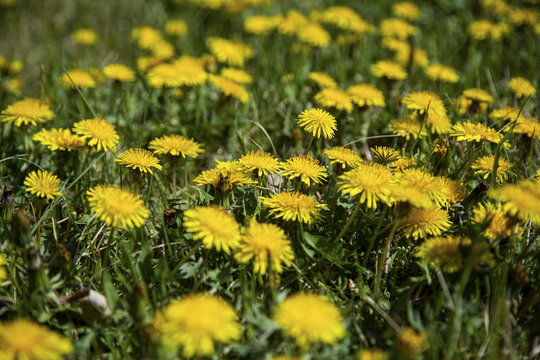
334 201 362 243
374 220 399 298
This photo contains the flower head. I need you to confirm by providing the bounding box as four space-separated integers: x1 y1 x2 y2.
261 191 325 224
308 72 337 88
391 168 450 208
155 294 241 357
86 185 149 229
221 67 252 84
297 108 337 138
0 254 6 282
146 63 183 88
396 328 426 358
323 147 362 169
73 118 119 151
131 26 163 50
508 77 536 99
296 22 331 47
183 205 241 254
274 293 345 348
71 28 98 45
389 116 427 139
488 179 540 225
193 167 255 192
149 134 204 158
510 115 540 139
371 60 407 80
358 348 388 360
281 154 327 185
314 88 353 113
472 154 513 182
0 319 73 360
339 163 393 209
116 148 162 174
235 219 294 274
424 64 459 83
462 88 494 105
1 98 54 127
471 202 511 239
103 63 135 82
415 236 465 273
239 150 280 177
172 56 208 87
392 2 421 20
402 91 446 117
209 75 250 103
33 128 85 151
206 37 253 66
24 170 62 200
347 83 385 108
61 69 96 89
399 207 452 240
380 18 417 39
489 106 521 121
450 122 504 144
370 146 400 164
469 20 508 41
278 10 309 35
244 15 280 35
165 19 188 36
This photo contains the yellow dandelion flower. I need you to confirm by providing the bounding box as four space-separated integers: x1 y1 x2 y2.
390 116 427 139
297 22 331 47
149 134 204 158
440 177 466 204
183 205 241 253
269 357 301 360
508 77 536 98
115 148 162 174
24 170 62 200
402 91 447 117
391 168 449 208
347 83 385 108
235 219 294 274
155 294 241 358
371 60 407 80
400 207 452 240
392 2 421 21
86 185 149 229
314 87 353 113
416 236 464 273
278 10 309 35
297 108 337 139
507 8 538 26
1 98 54 127
8 77 23 93
424 112 452 134
281 154 327 185
73 118 119 151
489 106 521 121
137 56 163 73
308 72 337 88
0 319 73 360
172 56 208 86
131 26 163 50
33 128 85 151
462 88 494 104
358 348 388 360
510 115 540 139
239 150 280 177
103 63 135 82
221 67 252 84
61 69 96 89
396 328 426 358
146 63 182 89
165 19 188 36
469 20 507 40
0 254 6 282
193 167 256 192
317 6 365 30
488 179 540 225
472 154 513 182
389 155 418 171
370 146 400 164
323 146 362 169
206 37 253 67
380 18 417 39
450 122 503 144
472 202 511 239
71 28 98 45
274 293 345 348
424 63 460 83
339 162 393 209
209 75 250 104
261 191 325 224
150 40 175 60
244 15 280 35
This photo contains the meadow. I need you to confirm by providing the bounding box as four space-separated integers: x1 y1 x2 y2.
0 0 539 359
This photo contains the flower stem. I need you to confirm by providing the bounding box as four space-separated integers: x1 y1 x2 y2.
374 220 399 298
334 201 362 243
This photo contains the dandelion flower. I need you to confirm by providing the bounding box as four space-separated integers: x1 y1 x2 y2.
308 72 337 88
209 75 250 103
146 63 183 88
165 19 188 36
510 115 540 139
131 26 163 50
297 108 337 138
317 6 366 31
1 98 54 127
115 148 162 174
314 87 353 113
297 22 331 47
73 118 119 151
371 60 407 80
396 328 426 358
469 20 507 41
281 154 327 185
358 348 388 360
33 128 85 151
244 15 280 35
193 167 256 192
235 219 294 274
323 147 362 169
415 236 464 273
24 170 62 200
103 64 135 82
274 293 345 348
462 88 494 105
380 18 417 39
61 69 96 89
450 122 503 144
206 37 253 67
508 77 536 99
390 117 427 139
86 185 149 229
0 254 6 282
402 91 446 117
489 106 521 121
370 146 400 164
391 168 449 208
71 28 98 45
488 179 540 225
0 319 73 360
261 191 324 224
392 2 421 21
155 294 241 357
424 64 459 83
278 10 309 35
172 56 208 87
339 163 393 209
347 83 385 108
183 206 241 254
149 134 204 158
239 150 280 177
389 155 418 171
471 202 511 239
400 207 452 240
221 67 252 84
472 154 512 182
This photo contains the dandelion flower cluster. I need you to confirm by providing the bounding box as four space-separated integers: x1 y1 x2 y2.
1 98 54 127
24 170 62 200
471 154 512 182
297 108 337 138
471 203 511 239
115 148 162 174
261 191 324 224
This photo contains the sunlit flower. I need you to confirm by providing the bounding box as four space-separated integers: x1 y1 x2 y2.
206 37 253 67
370 146 400 164
389 155 418 171
221 67 252 84
33 128 85 151
149 134 204 158
507 8 538 27
308 72 337 88
244 15 280 35
471 154 513 182
281 154 327 185
239 150 280 177
347 83 385 108
400 207 452 240
155 294 241 357
193 167 256 192
1 98 54 127
380 18 417 39
371 60 407 80
183 205 241 253
339 163 393 209
172 56 208 86
392 2 421 21
389 116 427 139
0 319 73 360
165 19 188 36
261 191 325 224
274 293 345 348
402 91 447 117
235 219 294 274
450 122 504 144
415 236 464 273
24 170 62 200
209 75 250 104
71 28 98 45
462 88 494 105
297 108 337 139
146 63 182 88
391 168 449 208
278 10 309 35
469 20 508 41
317 6 368 31
471 202 511 239
73 118 119 151
103 63 135 82
61 69 97 89
323 146 362 169
488 179 540 225
115 148 162 174
314 87 353 113
509 115 540 139
424 64 459 83
87 185 149 229
131 26 163 50
508 77 536 99
396 328 426 358
489 106 521 121
296 22 331 47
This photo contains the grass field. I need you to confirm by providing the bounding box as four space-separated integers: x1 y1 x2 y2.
1 0 539 359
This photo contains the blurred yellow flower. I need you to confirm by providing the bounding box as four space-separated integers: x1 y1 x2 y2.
371 60 407 80
508 77 536 98
314 87 353 113
165 19 188 36
103 63 135 82
24 170 62 200
399 206 452 240
392 2 421 21
209 75 250 103
348 83 385 108
116 148 162 174
1 98 54 127
206 37 253 66
308 71 337 88
472 154 513 182
33 128 85 151
71 28 98 45
61 69 97 89
323 146 362 169
424 64 459 83
149 134 204 158
296 22 331 47
488 179 540 225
